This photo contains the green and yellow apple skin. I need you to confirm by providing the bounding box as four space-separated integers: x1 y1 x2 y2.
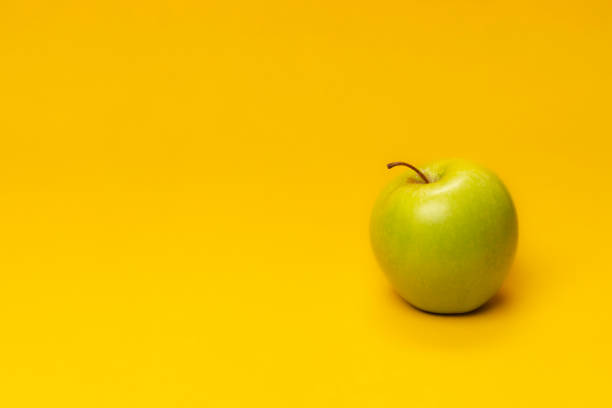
370 159 518 314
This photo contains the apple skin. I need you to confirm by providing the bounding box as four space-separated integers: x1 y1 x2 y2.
370 159 518 314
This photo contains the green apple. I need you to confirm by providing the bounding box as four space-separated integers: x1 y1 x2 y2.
370 159 518 314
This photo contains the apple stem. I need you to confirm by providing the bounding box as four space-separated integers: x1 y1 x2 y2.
387 162 430 184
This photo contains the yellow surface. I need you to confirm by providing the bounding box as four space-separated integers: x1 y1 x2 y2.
1 1 611 406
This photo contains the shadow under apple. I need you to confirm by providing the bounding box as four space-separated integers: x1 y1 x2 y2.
374 260 530 348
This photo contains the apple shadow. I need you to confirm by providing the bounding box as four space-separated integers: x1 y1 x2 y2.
377 261 529 348
393 289 509 318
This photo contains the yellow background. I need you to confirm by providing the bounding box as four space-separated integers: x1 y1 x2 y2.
1 1 611 406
